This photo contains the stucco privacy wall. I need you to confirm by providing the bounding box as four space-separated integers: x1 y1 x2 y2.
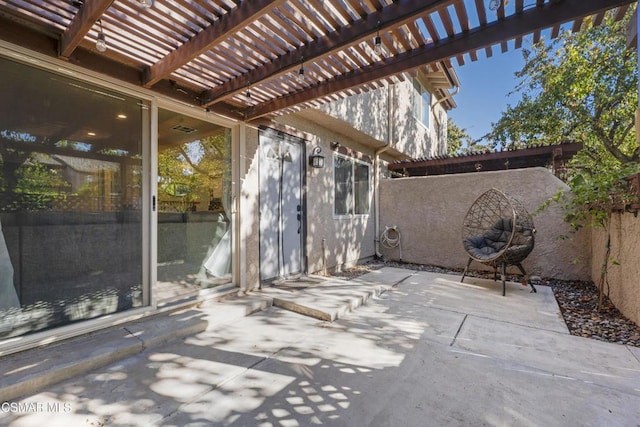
379 167 591 281
316 81 448 159
591 213 640 325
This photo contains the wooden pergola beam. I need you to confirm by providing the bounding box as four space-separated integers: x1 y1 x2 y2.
245 0 635 120
59 0 114 58
203 0 456 106
143 0 287 88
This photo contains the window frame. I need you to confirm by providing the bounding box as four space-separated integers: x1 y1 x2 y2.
412 79 431 130
333 152 371 218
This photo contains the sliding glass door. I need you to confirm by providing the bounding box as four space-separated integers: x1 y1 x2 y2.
155 108 233 304
0 56 146 338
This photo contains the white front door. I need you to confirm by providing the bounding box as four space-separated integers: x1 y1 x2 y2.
259 129 304 282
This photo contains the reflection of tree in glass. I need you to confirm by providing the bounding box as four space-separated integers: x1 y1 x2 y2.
158 133 230 212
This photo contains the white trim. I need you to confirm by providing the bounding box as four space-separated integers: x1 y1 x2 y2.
237 123 247 291
0 283 239 358
332 152 372 219
148 101 159 308
0 306 153 358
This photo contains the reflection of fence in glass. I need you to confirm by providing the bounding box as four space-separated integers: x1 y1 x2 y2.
0 193 141 212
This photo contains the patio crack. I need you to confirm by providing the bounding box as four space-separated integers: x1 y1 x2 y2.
449 314 468 347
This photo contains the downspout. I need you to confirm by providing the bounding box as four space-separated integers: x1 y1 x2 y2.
375 84 394 258
432 64 460 155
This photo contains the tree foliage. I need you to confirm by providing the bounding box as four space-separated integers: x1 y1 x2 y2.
157 133 231 210
487 8 639 309
486 10 638 163
446 118 485 155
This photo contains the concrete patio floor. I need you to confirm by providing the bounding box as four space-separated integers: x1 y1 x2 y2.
1 267 639 426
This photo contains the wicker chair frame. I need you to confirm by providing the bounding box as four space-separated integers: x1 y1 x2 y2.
460 188 537 296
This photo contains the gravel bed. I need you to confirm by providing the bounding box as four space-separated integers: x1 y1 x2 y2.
331 260 640 348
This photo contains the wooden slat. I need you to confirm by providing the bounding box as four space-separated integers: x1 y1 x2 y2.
277 3 323 38
592 12 606 27
204 0 457 105
59 0 113 58
391 27 412 51
269 11 311 44
572 17 583 32
342 0 367 19
515 0 524 13
303 0 340 30
453 1 469 32
485 45 493 57
497 2 505 20
407 21 425 47
143 0 287 87
501 41 508 52
252 23 289 53
474 0 487 26
438 8 455 37
422 15 441 42
469 49 478 61
551 24 561 39
614 4 630 21
246 0 630 120
515 36 523 49
533 29 541 43
456 54 465 66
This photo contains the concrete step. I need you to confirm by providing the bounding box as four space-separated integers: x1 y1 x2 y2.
260 276 394 322
0 289 272 403
0 308 208 402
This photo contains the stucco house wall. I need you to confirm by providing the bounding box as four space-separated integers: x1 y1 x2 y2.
591 213 640 326
315 79 448 159
242 77 451 290
274 115 376 276
379 167 591 281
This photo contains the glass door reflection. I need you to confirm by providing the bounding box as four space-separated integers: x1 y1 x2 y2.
155 109 232 304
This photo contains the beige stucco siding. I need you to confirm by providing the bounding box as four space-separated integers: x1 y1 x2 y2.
240 126 261 291
379 167 591 281
315 80 448 159
591 213 640 325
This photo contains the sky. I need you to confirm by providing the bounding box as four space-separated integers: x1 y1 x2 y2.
447 47 527 144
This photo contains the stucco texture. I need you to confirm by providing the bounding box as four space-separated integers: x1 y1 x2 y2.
379 167 591 281
276 116 376 275
591 213 640 326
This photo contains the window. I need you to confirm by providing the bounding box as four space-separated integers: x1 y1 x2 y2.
412 79 431 129
334 154 370 216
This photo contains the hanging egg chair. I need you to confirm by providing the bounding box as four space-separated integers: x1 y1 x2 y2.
460 188 537 296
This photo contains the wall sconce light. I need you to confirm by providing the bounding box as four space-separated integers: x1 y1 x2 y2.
309 146 325 169
139 0 154 7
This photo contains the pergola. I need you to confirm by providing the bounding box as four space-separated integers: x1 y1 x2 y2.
388 141 583 177
0 0 634 123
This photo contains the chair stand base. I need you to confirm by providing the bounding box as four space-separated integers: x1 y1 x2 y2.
460 259 537 295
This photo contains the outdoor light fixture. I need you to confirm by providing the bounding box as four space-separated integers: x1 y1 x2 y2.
309 146 325 169
96 20 107 52
297 57 305 84
488 0 502 11
139 0 154 8
374 21 383 56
